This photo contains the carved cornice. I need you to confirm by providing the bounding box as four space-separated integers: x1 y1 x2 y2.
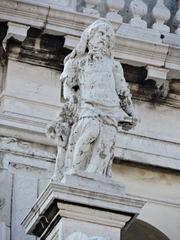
0 0 48 28
0 136 56 160
21 181 145 236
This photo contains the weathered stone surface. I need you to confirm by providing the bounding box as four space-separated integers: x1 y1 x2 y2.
48 19 137 181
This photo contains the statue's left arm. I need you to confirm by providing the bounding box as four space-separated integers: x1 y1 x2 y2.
113 60 137 130
113 60 135 117
60 58 78 104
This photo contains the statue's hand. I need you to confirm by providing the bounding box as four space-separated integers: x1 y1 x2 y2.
62 96 78 124
118 116 138 131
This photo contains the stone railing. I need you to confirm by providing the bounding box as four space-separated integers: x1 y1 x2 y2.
22 0 180 34
79 0 180 34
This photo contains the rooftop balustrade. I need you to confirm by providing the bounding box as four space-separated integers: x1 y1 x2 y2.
20 0 180 35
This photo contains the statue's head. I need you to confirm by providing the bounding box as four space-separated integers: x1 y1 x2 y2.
65 19 115 63
86 19 115 57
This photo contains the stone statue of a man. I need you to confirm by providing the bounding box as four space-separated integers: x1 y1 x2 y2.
47 19 137 180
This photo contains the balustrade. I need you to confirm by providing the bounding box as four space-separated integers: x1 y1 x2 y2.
2 0 180 35
106 0 124 23
75 0 179 34
83 0 100 17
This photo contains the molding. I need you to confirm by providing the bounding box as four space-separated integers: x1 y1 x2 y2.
126 193 180 209
0 0 49 28
115 35 169 67
133 92 180 109
115 131 180 171
0 94 61 121
57 202 130 228
21 182 145 235
115 147 180 171
64 34 169 67
0 136 56 161
0 123 180 172
165 46 180 71
0 94 61 110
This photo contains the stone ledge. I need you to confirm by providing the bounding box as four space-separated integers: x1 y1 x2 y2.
61 170 125 196
21 179 145 237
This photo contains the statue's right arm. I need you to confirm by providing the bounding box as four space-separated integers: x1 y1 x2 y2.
60 58 78 103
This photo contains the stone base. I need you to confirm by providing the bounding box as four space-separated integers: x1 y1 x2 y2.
22 174 145 240
61 170 125 196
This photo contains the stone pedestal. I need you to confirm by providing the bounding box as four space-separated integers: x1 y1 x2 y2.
22 172 145 240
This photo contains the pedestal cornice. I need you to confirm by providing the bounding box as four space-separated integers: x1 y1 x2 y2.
22 180 145 239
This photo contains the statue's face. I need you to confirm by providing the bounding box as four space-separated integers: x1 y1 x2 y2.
88 25 112 54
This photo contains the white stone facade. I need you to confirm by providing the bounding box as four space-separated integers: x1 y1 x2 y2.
0 0 180 240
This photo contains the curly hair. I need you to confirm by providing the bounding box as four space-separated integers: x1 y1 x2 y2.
64 19 115 63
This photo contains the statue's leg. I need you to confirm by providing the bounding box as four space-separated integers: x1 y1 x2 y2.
86 124 116 176
51 146 66 181
65 123 78 170
72 118 100 171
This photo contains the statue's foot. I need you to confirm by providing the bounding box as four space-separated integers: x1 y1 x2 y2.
50 172 63 182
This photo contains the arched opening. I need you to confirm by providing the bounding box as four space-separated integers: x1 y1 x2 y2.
122 219 169 240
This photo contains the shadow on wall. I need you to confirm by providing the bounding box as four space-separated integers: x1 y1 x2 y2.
122 219 169 240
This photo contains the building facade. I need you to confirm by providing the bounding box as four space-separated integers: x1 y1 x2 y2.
0 0 180 239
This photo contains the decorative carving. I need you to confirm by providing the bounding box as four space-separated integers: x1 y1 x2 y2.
66 232 107 240
106 0 124 23
152 0 170 33
47 19 137 181
3 22 29 49
129 0 147 28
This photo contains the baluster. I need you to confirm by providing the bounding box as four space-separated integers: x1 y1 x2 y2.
96 0 109 18
77 0 86 12
83 0 100 17
106 0 124 23
129 0 147 28
152 0 170 33
175 0 180 34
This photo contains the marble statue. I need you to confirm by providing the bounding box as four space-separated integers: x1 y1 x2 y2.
47 19 137 181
